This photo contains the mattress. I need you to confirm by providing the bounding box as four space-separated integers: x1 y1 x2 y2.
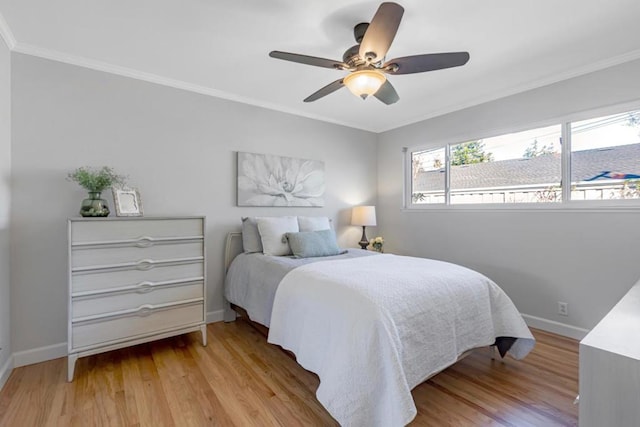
224 248 535 425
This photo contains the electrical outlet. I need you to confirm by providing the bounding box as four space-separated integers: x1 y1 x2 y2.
558 301 569 316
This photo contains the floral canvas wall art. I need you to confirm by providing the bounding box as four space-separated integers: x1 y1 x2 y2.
237 152 325 207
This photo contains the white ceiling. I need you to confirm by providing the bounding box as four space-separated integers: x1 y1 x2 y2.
1 0 640 132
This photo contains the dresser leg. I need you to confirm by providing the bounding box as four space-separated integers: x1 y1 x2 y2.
67 354 79 382
200 324 208 346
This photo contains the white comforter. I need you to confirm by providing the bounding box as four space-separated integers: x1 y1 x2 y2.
267 254 535 426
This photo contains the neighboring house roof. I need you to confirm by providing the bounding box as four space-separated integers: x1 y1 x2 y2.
414 143 640 192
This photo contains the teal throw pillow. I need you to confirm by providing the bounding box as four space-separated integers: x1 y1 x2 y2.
285 229 341 258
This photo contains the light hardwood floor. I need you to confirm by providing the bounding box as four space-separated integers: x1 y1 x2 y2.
0 322 578 426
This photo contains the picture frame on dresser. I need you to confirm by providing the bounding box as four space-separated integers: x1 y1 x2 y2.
67 216 207 381
112 187 143 217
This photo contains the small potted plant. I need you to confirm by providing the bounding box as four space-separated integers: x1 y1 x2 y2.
68 166 126 217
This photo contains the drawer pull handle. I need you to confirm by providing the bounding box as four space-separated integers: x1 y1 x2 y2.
136 259 155 271
136 282 155 293
137 304 154 317
135 236 155 248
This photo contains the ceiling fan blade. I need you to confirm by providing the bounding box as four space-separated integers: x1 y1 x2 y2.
374 80 399 105
383 52 470 75
269 51 347 70
359 2 404 63
304 78 345 102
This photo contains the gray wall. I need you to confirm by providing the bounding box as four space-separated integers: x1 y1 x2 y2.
10 53 377 355
0 37 11 374
378 59 640 332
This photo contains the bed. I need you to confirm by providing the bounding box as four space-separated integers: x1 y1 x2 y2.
224 225 535 426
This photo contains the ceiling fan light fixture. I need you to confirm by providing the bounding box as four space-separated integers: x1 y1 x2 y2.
343 70 386 99
270 3 469 104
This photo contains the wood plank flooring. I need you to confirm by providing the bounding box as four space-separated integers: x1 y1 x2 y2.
0 322 578 426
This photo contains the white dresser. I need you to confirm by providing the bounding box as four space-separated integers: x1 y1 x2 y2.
579 278 640 426
67 217 207 381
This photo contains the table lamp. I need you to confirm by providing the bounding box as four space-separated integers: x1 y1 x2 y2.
351 206 377 250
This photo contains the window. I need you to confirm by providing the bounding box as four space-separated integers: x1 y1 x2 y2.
407 107 640 207
570 111 640 201
450 125 561 204
411 147 445 204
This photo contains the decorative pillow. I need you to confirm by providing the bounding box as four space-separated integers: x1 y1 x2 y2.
241 217 263 253
298 216 331 232
285 229 342 258
256 216 299 256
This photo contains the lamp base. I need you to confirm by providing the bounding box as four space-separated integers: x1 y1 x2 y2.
358 226 369 250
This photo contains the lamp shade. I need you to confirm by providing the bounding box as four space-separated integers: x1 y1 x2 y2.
343 70 386 100
351 206 377 226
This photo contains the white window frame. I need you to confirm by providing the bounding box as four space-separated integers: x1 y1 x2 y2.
403 100 640 212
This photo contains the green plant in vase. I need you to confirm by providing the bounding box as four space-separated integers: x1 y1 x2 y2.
67 166 126 217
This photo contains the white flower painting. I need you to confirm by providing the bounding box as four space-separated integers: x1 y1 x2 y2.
237 152 325 207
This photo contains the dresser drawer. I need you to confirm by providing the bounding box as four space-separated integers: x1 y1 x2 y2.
71 241 202 269
70 218 203 244
71 301 204 350
72 281 203 317
72 261 203 293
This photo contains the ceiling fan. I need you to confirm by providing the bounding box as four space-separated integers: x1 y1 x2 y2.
269 2 470 105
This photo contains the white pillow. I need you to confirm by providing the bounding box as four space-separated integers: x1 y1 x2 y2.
256 216 299 256
298 216 331 232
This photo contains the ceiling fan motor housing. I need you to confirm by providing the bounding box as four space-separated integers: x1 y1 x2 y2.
343 45 365 67
343 22 373 68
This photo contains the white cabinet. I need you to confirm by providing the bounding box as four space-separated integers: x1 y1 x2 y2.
579 278 640 426
67 217 207 381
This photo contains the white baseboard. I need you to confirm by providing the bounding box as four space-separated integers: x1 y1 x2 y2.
207 309 225 324
521 313 589 341
13 343 67 368
0 354 13 391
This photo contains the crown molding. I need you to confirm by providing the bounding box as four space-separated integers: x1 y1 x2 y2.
383 48 640 133
11 43 370 132
8 39 640 134
0 11 16 50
